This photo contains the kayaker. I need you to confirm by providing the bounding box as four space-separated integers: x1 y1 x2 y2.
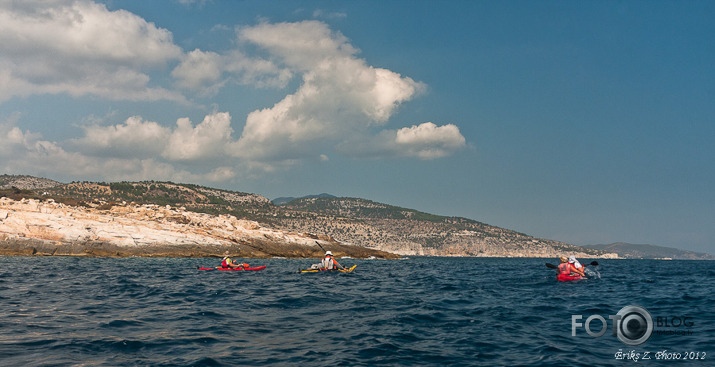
557 259 576 281
568 255 585 275
557 256 570 276
558 256 584 277
221 251 249 269
319 251 344 271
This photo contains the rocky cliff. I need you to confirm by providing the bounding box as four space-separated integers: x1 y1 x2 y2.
0 197 397 258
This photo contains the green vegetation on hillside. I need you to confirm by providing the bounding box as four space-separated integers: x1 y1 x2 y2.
283 197 451 222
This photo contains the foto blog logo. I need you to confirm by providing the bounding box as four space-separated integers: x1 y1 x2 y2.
572 305 654 346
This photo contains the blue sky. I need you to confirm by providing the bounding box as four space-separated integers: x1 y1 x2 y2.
1 0 713 253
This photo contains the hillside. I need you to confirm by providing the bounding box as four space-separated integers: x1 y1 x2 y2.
272 193 336 206
0 175 612 258
272 197 608 257
584 242 714 260
0 174 62 190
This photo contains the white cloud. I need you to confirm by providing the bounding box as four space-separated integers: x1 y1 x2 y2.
230 21 428 161
0 118 236 184
1 111 240 183
171 49 224 90
71 112 237 163
171 49 292 94
0 0 185 102
162 112 235 162
237 20 358 71
0 12 467 183
223 50 294 89
72 116 170 158
395 122 467 159
337 122 466 160
1 119 102 177
0 123 35 156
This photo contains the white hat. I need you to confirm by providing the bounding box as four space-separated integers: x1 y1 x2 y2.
325 251 333 256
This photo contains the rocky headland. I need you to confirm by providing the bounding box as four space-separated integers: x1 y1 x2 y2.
0 197 397 258
0 174 617 259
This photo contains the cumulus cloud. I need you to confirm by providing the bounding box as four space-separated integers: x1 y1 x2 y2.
338 122 466 160
72 116 170 158
1 119 106 177
0 0 185 102
0 118 236 183
171 49 292 94
171 49 224 90
394 122 467 159
237 21 358 71
172 20 464 165
0 122 38 156
229 21 430 161
162 112 235 161
0 9 467 182
223 50 294 89
71 112 237 163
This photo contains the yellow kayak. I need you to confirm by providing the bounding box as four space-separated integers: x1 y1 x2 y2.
299 265 357 274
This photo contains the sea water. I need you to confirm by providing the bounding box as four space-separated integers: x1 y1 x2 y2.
0 257 712 366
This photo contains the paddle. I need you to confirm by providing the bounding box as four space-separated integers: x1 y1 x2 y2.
314 240 327 253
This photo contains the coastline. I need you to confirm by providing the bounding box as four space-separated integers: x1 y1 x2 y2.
0 238 396 259
0 196 615 259
0 197 399 259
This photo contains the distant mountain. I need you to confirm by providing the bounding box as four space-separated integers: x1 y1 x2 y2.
272 193 336 206
584 242 714 260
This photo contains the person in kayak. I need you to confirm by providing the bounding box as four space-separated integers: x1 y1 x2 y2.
568 255 585 274
319 251 345 271
557 256 585 278
221 251 249 269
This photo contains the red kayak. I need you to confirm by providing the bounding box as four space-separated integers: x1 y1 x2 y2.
557 273 584 281
198 266 266 271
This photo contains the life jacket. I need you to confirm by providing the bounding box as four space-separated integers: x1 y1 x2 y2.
557 262 572 275
221 257 230 268
321 256 335 270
